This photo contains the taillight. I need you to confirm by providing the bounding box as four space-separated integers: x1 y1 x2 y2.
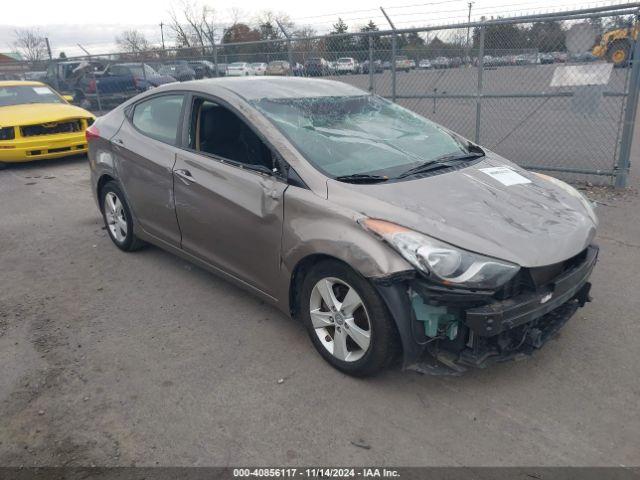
87 79 97 93
85 124 100 141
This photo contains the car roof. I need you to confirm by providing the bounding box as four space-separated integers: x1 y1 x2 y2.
175 77 365 101
0 80 45 87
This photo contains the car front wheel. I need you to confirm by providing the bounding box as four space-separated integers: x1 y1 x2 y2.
300 260 399 376
101 181 145 252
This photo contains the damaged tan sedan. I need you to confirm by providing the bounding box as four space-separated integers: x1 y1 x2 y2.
87 77 598 376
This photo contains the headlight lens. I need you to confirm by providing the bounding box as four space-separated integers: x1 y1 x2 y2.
535 173 598 226
361 219 520 290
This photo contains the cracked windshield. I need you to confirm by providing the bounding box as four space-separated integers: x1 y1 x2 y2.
252 94 470 178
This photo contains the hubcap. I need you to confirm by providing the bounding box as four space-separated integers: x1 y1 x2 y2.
309 277 371 362
104 191 127 243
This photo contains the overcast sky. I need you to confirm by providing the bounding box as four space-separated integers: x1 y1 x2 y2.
0 0 632 56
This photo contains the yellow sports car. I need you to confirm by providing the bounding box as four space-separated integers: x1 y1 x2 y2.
0 81 95 166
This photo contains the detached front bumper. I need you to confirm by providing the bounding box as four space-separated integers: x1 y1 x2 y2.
374 245 598 373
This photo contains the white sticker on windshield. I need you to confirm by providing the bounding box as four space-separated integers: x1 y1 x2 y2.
33 87 52 95
480 166 531 186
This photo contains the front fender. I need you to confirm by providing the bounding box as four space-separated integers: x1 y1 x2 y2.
281 186 412 280
273 185 412 318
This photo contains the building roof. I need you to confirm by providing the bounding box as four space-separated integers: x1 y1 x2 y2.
0 52 24 61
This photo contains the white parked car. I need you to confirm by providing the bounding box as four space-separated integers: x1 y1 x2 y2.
336 57 358 75
251 62 268 76
227 62 254 76
418 59 432 69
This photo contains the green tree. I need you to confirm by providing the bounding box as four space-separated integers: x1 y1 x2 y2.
327 18 351 58
357 20 380 60
473 23 525 52
527 21 566 52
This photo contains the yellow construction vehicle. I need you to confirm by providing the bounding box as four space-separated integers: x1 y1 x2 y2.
592 20 638 67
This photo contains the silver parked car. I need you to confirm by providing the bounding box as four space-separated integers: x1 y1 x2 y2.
86 78 598 376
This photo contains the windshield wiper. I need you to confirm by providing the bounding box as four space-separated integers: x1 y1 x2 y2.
335 173 389 184
396 152 485 179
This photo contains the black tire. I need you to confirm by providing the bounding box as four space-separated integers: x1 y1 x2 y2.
299 260 400 376
608 40 631 67
100 181 145 252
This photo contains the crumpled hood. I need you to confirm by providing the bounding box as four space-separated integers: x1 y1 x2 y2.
0 103 93 128
326 154 597 267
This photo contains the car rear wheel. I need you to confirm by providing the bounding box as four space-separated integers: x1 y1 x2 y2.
101 181 145 252
300 260 399 376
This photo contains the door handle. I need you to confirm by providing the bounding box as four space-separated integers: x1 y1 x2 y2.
113 138 124 145
175 169 196 184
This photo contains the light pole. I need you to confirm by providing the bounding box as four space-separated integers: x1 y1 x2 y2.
160 22 166 51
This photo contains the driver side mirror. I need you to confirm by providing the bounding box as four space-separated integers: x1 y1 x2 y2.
63 94 74 103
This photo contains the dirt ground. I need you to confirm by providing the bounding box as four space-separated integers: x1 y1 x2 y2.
0 122 638 467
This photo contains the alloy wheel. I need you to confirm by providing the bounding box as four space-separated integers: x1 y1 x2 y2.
309 277 372 362
104 191 128 243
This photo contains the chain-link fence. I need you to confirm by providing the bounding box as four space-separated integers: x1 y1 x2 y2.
2 4 638 186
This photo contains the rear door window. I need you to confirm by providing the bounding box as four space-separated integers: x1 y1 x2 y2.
131 94 184 145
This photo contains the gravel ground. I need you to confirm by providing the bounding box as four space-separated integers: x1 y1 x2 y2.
0 118 638 467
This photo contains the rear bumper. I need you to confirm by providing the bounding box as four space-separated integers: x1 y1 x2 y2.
0 131 88 162
374 245 598 373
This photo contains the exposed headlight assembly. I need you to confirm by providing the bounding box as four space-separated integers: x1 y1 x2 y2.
361 219 520 290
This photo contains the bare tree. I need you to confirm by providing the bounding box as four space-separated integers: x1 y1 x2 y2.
168 0 218 51
13 28 49 62
116 29 151 54
293 26 319 55
168 5 192 48
254 11 294 38
229 7 245 26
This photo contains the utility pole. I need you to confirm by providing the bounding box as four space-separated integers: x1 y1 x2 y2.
160 22 166 51
466 2 474 45
44 37 53 60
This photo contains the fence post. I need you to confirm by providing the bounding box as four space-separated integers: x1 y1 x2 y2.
53 58 60 92
95 71 103 113
141 59 147 89
475 25 486 144
213 44 219 77
368 34 374 93
615 31 640 188
391 35 397 102
287 39 294 75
